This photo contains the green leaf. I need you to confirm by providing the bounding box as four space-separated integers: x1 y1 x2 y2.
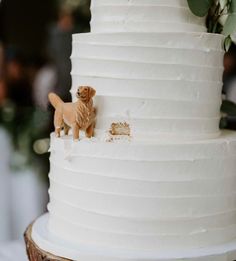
224 35 232 51
220 117 228 129
221 100 236 115
187 0 214 17
230 0 236 12
222 12 236 35
219 0 228 9
227 0 232 10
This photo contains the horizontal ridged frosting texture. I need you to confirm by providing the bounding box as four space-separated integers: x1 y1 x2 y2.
90 0 206 33
71 32 224 140
48 132 236 253
45 1 236 260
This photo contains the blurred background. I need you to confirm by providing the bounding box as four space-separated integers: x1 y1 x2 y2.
0 0 90 259
0 0 236 260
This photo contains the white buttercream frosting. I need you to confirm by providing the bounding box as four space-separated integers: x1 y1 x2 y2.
90 0 206 33
71 32 224 140
44 1 236 260
32 214 236 261
47 132 236 254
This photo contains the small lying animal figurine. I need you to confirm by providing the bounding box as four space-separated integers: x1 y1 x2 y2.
48 86 96 140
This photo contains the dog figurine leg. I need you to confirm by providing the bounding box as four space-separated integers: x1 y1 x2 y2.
64 123 70 136
86 123 94 138
54 110 63 138
72 123 80 141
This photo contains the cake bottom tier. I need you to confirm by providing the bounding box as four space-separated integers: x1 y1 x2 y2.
31 214 236 261
48 131 236 255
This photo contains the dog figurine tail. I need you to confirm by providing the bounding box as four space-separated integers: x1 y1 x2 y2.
48 93 63 108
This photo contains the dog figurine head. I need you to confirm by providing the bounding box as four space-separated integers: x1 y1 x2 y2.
76 86 96 103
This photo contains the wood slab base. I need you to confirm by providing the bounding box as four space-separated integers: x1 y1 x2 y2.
24 222 72 261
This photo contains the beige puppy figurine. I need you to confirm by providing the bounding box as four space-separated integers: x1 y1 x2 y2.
48 86 96 140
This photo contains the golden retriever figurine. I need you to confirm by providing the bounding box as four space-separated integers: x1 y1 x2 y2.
48 86 96 140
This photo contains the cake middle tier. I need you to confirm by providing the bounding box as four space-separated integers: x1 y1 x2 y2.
71 32 224 141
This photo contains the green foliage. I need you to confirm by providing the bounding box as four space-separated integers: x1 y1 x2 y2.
219 0 228 9
221 99 236 115
0 100 51 174
222 0 236 35
220 100 236 130
188 0 236 39
220 117 228 129
224 35 233 51
187 0 214 17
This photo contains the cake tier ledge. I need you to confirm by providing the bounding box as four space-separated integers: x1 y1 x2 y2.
24 221 71 261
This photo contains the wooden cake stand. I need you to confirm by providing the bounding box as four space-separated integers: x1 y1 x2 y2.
24 222 72 261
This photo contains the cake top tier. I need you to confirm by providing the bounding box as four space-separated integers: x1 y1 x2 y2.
90 0 206 33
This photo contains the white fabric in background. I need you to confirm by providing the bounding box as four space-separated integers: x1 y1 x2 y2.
33 65 57 110
0 129 12 241
10 169 48 240
0 128 48 242
0 241 27 261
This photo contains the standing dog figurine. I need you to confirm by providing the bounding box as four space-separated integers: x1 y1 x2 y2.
48 86 96 140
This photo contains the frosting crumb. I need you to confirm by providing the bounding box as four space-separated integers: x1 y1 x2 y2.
109 122 131 136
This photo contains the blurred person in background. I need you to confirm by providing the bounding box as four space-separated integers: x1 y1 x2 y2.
0 0 57 108
224 43 236 103
47 7 74 102
0 0 57 244
4 47 33 107
0 0 91 248
0 78 6 104
46 0 90 102
33 57 57 111
223 43 236 130
0 43 7 104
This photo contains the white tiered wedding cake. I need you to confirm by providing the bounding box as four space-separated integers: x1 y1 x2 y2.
31 0 236 260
